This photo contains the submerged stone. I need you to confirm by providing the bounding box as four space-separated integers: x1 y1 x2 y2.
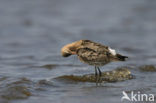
38 79 54 86
139 65 156 72
40 64 57 69
0 78 32 101
1 86 31 100
55 67 133 83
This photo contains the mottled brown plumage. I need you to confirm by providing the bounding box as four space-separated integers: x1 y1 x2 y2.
61 40 128 83
76 40 124 66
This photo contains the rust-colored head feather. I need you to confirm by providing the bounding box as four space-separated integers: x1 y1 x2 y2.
61 40 82 57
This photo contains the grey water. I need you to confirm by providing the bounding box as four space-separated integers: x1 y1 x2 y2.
0 0 156 103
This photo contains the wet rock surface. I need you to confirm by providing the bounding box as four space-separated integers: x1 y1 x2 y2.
0 77 55 102
0 78 32 101
40 64 58 70
139 65 156 72
55 67 133 83
1 86 31 100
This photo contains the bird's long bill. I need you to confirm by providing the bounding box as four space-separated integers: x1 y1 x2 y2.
61 45 72 57
62 52 72 57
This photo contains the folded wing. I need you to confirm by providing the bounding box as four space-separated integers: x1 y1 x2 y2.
76 47 111 66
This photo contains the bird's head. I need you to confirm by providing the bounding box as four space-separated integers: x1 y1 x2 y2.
61 40 82 57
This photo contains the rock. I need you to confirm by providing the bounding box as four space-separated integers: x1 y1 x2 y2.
139 65 156 72
55 67 133 83
0 78 32 101
40 64 57 69
1 86 31 100
38 80 54 86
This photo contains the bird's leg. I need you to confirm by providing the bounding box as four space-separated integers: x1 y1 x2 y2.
95 66 98 83
97 67 102 82
95 66 97 76
97 67 102 76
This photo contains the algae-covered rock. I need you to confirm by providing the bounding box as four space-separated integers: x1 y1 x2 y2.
139 65 156 72
0 78 32 101
40 64 57 69
55 67 133 83
1 86 31 100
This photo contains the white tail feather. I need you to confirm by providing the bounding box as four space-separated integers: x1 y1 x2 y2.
108 47 116 55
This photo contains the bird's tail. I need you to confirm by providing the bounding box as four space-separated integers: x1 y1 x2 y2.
116 54 128 61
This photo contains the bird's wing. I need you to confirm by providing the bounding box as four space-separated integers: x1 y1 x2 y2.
81 40 109 52
76 47 111 63
78 40 124 62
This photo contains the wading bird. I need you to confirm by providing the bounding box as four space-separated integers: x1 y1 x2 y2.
61 40 128 83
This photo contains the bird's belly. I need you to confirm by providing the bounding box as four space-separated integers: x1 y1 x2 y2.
78 57 109 66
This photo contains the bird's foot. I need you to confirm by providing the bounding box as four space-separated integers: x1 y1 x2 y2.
95 76 102 86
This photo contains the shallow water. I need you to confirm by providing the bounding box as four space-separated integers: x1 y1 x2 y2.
0 0 156 103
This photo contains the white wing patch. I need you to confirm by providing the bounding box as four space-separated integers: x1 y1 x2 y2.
108 47 116 55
